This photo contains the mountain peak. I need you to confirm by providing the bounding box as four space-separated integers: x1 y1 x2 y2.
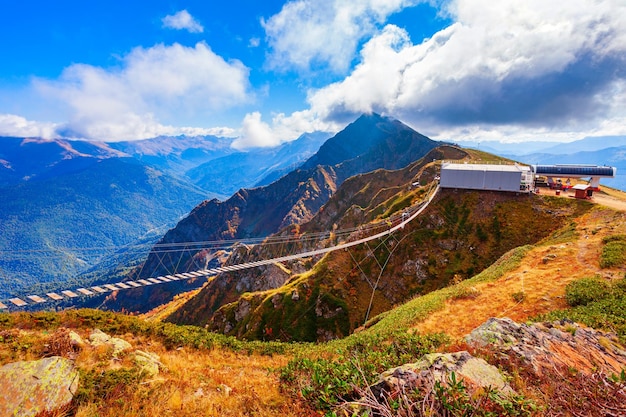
301 113 428 170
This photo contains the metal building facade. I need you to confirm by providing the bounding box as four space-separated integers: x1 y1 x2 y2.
440 163 530 192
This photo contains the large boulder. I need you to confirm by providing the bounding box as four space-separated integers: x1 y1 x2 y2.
372 351 514 400
466 317 626 376
0 356 79 417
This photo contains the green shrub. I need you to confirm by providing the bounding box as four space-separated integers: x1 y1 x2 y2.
74 367 143 407
538 296 626 344
600 241 626 268
451 286 481 300
565 276 611 306
280 331 448 410
334 371 538 417
602 234 626 244
612 275 626 297
512 291 526 303
537 276 626 344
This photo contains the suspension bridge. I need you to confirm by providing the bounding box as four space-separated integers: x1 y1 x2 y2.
0 183 440 310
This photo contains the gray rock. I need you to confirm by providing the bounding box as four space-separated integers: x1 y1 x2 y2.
68 330 86 349
234 299 251 322
466 317 626 376
271 293 282 308
133 350 163 378
89 328 132 357
374 351 514 398
0 356 79 417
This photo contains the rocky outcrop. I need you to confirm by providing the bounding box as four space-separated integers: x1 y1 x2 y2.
344 350 514 416
466 317 626 376
0 356 79 417
86 329 163 377
350 317 626 416
371 351 513 401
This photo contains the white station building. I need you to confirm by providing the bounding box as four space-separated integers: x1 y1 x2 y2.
440 162 533 193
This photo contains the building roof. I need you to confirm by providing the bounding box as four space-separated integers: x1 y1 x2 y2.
441 163 530 172
532 165 615 177
572 184 591 190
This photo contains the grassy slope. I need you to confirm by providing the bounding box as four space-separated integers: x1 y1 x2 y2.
169 146 556 339
206 190 592 342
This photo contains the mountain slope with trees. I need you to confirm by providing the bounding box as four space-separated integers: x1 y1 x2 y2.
0 158 212 298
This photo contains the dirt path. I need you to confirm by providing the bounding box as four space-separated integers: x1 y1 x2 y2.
540 186 626 212
591 190 626 211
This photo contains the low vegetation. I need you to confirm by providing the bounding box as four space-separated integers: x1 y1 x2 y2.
538 274 626 343
363 245 532 335
1 184 625 416
280 332 448 410
0 309 298 357
335 371 539 417
600 234 626 268
0 309 314 417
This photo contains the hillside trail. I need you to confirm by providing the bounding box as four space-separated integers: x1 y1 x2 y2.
413 192 626 340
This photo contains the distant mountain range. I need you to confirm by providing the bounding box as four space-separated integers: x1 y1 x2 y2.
0 131 330 299
5 116 624 305
456 135 626 190
0 158 210 298
186 132 330 196
455 135 626 156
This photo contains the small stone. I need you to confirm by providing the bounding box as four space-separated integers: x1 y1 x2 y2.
88 329 110 346
133 350 162 378
89 329 132 357
68 331 86 349
219 384 232 396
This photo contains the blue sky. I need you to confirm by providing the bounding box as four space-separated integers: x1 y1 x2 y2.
0 0 625 147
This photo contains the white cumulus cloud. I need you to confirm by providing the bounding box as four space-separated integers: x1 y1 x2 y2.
33 42 251 141
0 114 59 139
263 0 420 74
235 0 626 147
232 112 278 149
231 110 338 149
301 0 626 139
162 10 204 33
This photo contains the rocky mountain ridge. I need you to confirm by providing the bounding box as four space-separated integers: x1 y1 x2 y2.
99 114 439 312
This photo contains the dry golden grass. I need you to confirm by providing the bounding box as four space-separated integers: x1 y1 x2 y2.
4 187 626 416
66 331 314 416
414 205 626 340
0 324 313 417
